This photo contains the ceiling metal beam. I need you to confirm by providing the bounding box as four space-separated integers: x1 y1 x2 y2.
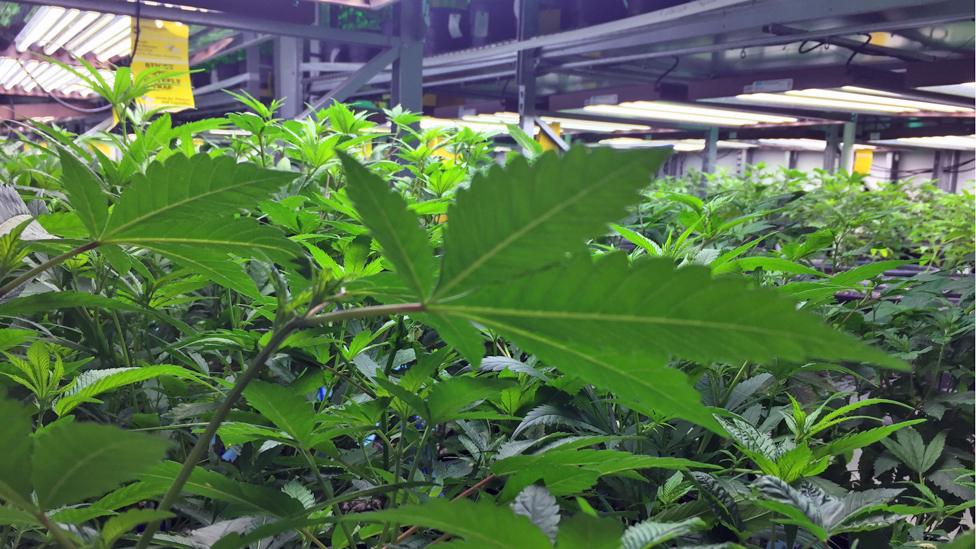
300 48 398 118
10 0 396 48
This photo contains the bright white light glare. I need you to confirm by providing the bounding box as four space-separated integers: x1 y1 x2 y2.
916 82 976 99
44 10 100 54
873 135 976 151
16 6 65 52
461 111 651 132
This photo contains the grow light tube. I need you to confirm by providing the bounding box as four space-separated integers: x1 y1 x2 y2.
36 9 81 52
73 15 130 57
0 60 19 85
584 104 760 126
4 61 38 90
735 92 914 113
791 87 972 113
21 64 54 92
622 101 796 124
16 7 66 52
44 11 101 55
65 13 115 53
463 112 651 132
95 35 132 61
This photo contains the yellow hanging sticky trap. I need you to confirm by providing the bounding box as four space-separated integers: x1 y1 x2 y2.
537 122 561 151
131 19 195 112
853 149 873 175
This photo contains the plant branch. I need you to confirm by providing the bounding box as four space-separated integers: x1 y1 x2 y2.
36 511 78 549
135 301 425 549
0 241 99 299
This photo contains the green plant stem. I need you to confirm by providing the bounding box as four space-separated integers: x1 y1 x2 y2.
0 241 99 299
36 511 77 549
300 448 358 546
134 301 424 549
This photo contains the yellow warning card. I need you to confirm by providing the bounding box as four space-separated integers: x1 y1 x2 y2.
131 20 195 111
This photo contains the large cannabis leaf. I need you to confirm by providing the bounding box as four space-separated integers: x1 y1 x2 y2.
435 147 669 298
341 149 907 431
51 150 300 297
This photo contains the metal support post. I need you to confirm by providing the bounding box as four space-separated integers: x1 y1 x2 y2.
823 126 840 172
703 126 719 173
536 119 569 152
244 32 261 96
949 151 960 193
840 116 857 173
391 0 424 112
274 36 302 118
516 0 539 136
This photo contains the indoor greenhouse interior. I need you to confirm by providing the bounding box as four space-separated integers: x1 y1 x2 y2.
0 0 971 548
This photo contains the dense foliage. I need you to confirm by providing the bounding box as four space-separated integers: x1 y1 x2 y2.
0 73 972 549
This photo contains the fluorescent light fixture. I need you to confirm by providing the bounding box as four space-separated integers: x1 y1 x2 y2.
733 86 973 115
94 34 132 61
815 87 970 113
735 92 912 113
21 63 54 92
4 61 38 90
44 10 101 54
0 59 19 84
872 135 976 151
420 117 515 133
73 15 130 57
598 137 755 151
581 101 797 127
461 111 650 132
16 7 66 52
916 82 976 99
755 138 876 151
65 13 115 52
37 9 80 51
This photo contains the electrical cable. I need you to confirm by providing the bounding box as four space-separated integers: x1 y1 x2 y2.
16 0 144 115
654 56 679 88
845 33 872 67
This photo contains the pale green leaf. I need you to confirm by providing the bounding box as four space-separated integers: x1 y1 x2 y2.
54 365 206 416
339 153 436 300
57 147 108 236
436 147 670 298
101 153 295 240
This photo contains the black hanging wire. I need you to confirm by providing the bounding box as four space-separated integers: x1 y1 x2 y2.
18 0 145 115
655 56 680 88
846 33 873 67
798 40 828 54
